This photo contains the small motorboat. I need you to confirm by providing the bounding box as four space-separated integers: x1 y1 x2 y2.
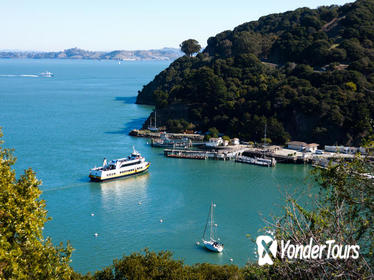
38 71 54 77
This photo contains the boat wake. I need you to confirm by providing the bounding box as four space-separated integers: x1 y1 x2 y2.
0 74 39 77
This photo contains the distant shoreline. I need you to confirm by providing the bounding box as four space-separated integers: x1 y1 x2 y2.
0 47 182 61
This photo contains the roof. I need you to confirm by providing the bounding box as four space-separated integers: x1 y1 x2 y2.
306 143 319 147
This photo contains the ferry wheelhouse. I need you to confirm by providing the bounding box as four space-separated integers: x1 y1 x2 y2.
89 148 150 181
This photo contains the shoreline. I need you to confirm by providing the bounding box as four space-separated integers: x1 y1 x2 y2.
129 129 370 166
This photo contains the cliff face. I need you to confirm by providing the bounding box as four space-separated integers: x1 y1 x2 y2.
137 0 374 145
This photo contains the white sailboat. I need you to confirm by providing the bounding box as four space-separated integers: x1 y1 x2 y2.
148 110 158 132
202 202 224 253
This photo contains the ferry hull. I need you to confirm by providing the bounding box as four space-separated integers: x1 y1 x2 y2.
89 163 150 182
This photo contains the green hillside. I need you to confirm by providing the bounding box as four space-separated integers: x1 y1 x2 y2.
136 0 374 145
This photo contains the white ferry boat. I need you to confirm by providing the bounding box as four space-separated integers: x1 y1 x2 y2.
89 148 150 181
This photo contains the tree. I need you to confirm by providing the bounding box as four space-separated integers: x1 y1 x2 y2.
180 39 201 57
0 129 74 279
208 127 219 138
265 155 374 278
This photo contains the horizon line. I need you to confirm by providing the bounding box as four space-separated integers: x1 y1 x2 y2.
0 46 186 53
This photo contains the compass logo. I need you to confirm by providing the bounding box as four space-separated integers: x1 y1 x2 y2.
256 235 277 266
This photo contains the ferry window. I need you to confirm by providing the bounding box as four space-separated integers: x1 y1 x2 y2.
121 160 140 168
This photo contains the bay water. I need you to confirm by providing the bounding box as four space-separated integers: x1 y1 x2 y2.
0 59 312 273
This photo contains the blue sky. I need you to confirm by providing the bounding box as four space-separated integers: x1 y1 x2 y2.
1 0 351 51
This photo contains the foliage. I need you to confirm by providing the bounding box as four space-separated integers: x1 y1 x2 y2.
314 156 374 265
180 39 201 57
76 249 275 280
137 0 374 145
166 119 194 133
261 138 272 145
222 135 231 141
208 127 219 138
0 129 74 279
265 155 374 278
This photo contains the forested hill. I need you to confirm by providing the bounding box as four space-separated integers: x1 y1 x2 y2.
136 0 374 145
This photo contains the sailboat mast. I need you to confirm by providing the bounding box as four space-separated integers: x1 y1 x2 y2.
202 203 211 239
263 123 267 158
264 123 267 146
210 202 214 240
154 110 157 129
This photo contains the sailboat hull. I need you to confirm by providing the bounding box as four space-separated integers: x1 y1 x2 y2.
203 240 223 253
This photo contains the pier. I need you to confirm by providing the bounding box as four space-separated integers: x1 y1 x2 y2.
164 149 208 160
129 129 204 141
241 148 304 163
241 147 359 164
164 147 247 161
129 130 367 165
164 146 362 166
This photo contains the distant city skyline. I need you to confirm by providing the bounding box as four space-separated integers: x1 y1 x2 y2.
1 0 351 51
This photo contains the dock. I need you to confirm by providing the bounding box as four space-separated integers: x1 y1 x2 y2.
129 129 204 141
164 146 248 161
241 147 363 164
130 129 369 165
164 149 208 160
235 155 276 167
242 148 303 163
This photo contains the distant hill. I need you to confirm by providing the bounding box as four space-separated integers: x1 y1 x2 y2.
136 0 374 146
0 47 182 61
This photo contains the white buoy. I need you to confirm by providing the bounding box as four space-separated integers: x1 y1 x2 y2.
160 219 163 223
91 213 95 216
213 203 216 207
214 223 218 227
94 233 99 237
138 201 142 205
196 241 200 246
229 258 233 262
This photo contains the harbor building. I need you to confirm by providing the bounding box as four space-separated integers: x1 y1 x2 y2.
287 141 319 152
325 146 367 154
206 137 223 148
231 138 240 145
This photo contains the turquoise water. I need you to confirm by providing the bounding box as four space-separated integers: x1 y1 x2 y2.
0 59 312 273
